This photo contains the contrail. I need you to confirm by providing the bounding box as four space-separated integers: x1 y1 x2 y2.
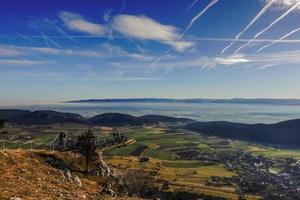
120 0 126 13
44 34 62 49
256 27 300 53
119 31 145 53
221 0 276 55
5 35 300 43
180 0 219 38
152 0 219 66
233 3 299 54
184 0 200 13
40 32 50 47
18 34 35 43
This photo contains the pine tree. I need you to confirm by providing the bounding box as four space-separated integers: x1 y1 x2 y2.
74 129 97 173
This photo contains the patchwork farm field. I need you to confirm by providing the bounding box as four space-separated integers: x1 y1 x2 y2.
105 126 300 160
104 155 240 199
103 126 262 199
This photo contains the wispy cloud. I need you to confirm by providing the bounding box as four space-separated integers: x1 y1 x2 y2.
0 59 49 66
0 48 24 57
151 54 251 70
152 50 300 71
112 14 194 52
267 0 300 9
59 11 106 35
215 55 251 65
0 44 154 62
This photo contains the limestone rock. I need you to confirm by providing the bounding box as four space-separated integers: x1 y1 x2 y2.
73 175 82 187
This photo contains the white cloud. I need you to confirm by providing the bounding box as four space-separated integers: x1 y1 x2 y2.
265 0 300 9
112 14 195 51
215 55 251 65
59 11 106 35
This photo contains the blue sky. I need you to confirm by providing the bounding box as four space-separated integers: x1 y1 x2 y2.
1 0 300 104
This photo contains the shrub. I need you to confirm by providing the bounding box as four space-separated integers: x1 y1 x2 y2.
139 157 150 163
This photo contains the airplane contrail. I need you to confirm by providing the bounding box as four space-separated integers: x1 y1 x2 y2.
233 3 299 54
152 0 219 65
119 31 145 53
180 0 219 38
256 27 300 53
5 35 300 43
40 32 50 47
221 0 276 55
44 34 62 49
184 0 200 13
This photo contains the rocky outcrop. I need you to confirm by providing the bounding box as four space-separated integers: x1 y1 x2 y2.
41 153 82 187
0 150 143 200
97 152 111 176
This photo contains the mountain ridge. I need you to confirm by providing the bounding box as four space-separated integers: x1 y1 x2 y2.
0 109 194 126
64 98 300 105
1 109 300 146
185 119 300 147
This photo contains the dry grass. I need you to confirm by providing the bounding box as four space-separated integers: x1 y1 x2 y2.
0 149 142 200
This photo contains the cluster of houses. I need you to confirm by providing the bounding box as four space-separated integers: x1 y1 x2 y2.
176 148 300 199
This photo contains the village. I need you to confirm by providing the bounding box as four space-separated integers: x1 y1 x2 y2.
181 150 300 199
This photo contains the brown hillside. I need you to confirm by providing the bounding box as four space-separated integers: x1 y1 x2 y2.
0 150 142 200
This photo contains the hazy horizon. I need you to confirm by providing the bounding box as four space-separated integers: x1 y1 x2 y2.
2 97 300 106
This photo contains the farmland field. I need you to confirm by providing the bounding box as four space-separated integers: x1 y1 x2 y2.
103 126 264 199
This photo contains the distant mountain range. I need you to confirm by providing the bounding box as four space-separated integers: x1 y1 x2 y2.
0 109 193 126
65 98 300 105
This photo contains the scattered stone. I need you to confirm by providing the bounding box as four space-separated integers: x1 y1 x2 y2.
52 178 60 184
101 188 116 197
10 197 22 200
65 169 73 182
0 151 9 157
